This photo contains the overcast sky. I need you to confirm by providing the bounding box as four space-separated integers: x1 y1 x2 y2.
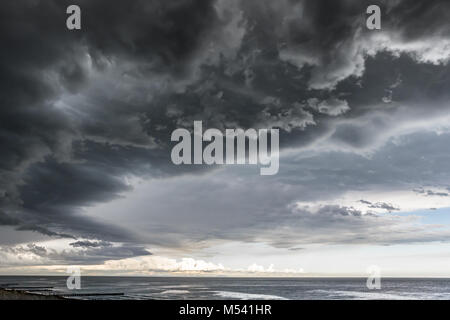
2 0 450 276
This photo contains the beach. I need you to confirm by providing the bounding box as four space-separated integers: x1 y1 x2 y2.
0 288 62 300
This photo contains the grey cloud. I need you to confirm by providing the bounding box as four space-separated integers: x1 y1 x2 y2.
0 242 151 266
368 203 400 212
426 191 449 197
275 0 450 89
359 200 400 212
413 188 449 197
70 240 112 248
24 244 47 256
0 210 75 239
261 205 450 247
0 211 21 226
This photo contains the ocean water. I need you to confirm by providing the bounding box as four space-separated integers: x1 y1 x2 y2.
1 276 450 300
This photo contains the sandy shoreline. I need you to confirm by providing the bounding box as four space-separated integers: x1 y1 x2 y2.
0 288 63 300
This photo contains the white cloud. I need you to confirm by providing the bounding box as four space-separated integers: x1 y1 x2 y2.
308 98 350 116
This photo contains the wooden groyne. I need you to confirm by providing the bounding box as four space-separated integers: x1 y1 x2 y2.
0 285 125 300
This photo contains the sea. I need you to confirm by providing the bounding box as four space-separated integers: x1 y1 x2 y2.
1 276 450 300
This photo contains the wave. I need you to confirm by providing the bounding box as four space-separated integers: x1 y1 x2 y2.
214 291 288 300
159 290 190 295
159 285 194 289
310 289 428 300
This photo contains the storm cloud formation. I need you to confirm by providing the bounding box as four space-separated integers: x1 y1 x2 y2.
2 0 450 266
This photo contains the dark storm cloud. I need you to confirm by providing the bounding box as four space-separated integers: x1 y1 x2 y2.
0 210 74 239
386 1 450 39
273 0 450 89
0 0 226 243
0 211 20 226
1 0 450 262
